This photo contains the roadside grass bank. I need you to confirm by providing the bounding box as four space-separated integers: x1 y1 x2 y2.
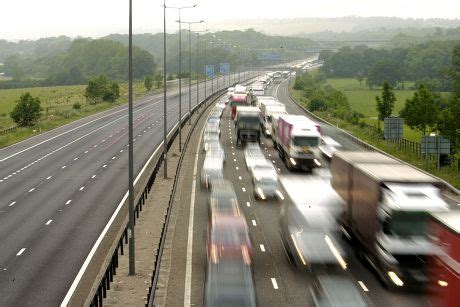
290 87 460 189
0 81 162 148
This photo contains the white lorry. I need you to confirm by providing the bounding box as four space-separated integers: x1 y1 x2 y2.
331 151 450 289
275 115 322 171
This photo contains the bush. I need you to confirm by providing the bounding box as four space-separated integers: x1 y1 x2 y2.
85 75 120 104
73 102 81 110
10 92 42 127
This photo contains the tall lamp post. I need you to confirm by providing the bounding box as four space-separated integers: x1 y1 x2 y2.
128 0 135 275
166 4 196 151
194 30 208 112
179 20 204 125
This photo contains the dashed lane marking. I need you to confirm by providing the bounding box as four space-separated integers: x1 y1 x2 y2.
28 188 35 193
79 186 85 191
246 202 250 207
271 278 279 290
16 248 26 256
45 219 53 226
252 219 257 226
65 200 72 205
91 175 96 179
9 201 16 207
260 244 266 252
358 281 369 292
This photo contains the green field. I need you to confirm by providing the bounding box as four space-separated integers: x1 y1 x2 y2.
326 78 422 142
0 81 158 148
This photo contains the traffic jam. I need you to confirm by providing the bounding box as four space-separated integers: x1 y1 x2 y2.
200 72 459 307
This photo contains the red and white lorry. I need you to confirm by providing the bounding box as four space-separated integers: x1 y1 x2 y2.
275 115 322 171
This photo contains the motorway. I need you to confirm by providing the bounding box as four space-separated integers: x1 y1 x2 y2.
164 78 428 306
0 72 252 306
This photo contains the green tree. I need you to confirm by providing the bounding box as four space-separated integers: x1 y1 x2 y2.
144 75 153 91
400 85 439 135
452 44 460 98
366 60 402 89
85 75 120 104
437 96 460 148
376 81 396 121
10 92 42 127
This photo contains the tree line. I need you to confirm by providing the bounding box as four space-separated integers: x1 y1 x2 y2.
2 38 156 88
297 44 460 151
319 40 458 91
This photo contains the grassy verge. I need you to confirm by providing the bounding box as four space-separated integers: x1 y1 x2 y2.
290 86 460 189
0 81 163 148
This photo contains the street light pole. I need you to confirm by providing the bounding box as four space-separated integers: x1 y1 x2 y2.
167 4 196 151
128 0 135 275
163 0 167 179
196 32 199 112
179 20 204 125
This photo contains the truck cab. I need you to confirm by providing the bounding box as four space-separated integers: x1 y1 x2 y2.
229 94 249 120
235 106 261 145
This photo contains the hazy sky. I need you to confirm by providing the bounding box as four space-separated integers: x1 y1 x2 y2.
1 0 459 40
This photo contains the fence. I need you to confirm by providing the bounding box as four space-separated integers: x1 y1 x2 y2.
0 125 17 135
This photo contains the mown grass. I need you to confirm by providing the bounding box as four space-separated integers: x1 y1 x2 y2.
290 86 460 189
326 78 423 142
0 81 161 148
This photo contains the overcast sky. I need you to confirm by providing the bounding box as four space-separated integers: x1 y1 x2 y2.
1 0 459 40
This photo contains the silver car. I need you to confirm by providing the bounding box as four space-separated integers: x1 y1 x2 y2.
251 163 283 200
201 156 224 190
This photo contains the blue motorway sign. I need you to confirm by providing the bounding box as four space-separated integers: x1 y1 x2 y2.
258 52 282 61
205 64 214 77
220 63 230 74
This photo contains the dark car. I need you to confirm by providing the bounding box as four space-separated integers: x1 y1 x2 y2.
208 180 241 218
204 259 257 307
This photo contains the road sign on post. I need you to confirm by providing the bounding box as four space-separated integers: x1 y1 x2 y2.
205 64 214 77
384 117 404 140
421 135 451 170
220 63 230 74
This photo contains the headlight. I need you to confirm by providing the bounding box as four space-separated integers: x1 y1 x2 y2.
257 187 266 200
204 143 208 151
388 271 404 287
289 158 297 166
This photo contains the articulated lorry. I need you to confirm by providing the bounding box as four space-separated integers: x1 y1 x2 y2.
260 100 286 137
275 115 322 171
330 151 450 289
428 211 459 307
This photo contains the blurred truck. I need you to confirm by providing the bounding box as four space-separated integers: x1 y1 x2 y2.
428 211 459 307
330 151 450 289
235 106 261 145
259 100 286 137
275 115 322 171
229 94 249 120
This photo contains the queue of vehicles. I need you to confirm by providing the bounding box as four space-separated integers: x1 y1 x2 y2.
204 72 458 305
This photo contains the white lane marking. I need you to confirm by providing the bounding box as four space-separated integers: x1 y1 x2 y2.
91 175 96 179
252 219 257 226
0 180 3 182
232 152 235 155
74 157 79 161
236 167 239 170
120 150 124 153
272 160 276 163
17 248 26 256
246 202 250 207
62 165 66 169
133 138 136 142
102 139 106 143
268 154 271 157
184 114 206 307
103 164 107 168
93 145 98 148
271 278 279 290
112 156 116 160
79 186 85 191
0 102 156 162
260 244 266 252
28 188 35 193
45 219 53 225
277 168 281 172
110 134 113 137
46 176 52 180
238 176 242 180
9 201 16 207
65 200 72 205
84 150 89 154
358 281 369 292
242 187 246 192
